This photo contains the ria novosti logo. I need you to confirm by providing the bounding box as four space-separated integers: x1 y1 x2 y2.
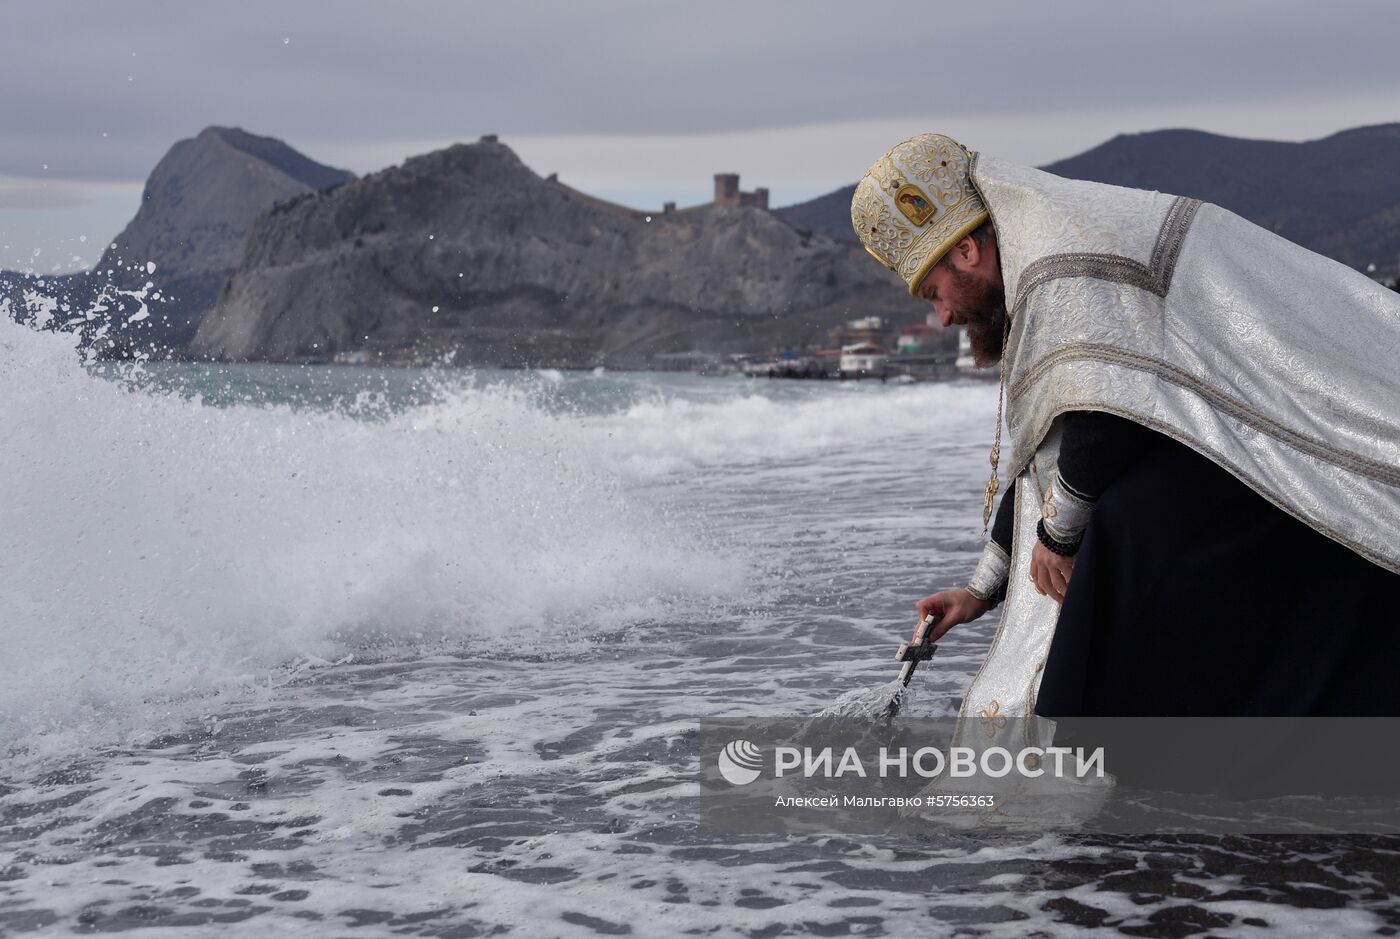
714 739 1106 785
717 740 764 785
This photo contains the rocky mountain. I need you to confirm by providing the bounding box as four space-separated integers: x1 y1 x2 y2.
777 124 1400 271
775 183 858 244
190 138 918 367
3 126 354 349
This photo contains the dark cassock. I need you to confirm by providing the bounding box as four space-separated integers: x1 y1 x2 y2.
850 134 1400 792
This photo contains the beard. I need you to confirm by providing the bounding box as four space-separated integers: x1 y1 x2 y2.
945 266 1008 368
967 306 1008 368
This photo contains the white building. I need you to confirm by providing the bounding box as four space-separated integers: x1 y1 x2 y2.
839 342 888 376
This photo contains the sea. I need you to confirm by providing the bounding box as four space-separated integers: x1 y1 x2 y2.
2 315 1396 937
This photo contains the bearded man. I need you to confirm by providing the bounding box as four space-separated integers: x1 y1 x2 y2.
851 134 1400 735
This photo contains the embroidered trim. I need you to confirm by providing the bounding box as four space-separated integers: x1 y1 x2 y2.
956 474 1023 725
1042 471 1094 543
1010 344 1400 490
1010 196 1201 314
979 699 1008 737
966 540 1011 602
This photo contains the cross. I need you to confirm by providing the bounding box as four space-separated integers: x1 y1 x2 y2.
883 613 939 719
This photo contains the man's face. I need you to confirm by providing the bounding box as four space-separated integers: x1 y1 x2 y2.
916 255 1008 367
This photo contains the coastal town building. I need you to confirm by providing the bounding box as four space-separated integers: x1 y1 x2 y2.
839 342 888 376
897 323 934 353
828 315 893 350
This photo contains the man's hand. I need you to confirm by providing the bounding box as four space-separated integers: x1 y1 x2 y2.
914 589 994 642
1029 541 1076 604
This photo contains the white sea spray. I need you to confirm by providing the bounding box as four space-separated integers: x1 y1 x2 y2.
0 317 749 757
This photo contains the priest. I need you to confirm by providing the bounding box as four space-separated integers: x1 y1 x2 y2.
850 133 1400 732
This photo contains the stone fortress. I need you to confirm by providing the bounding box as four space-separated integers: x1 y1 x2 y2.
658 174 769 215
709 174 769 209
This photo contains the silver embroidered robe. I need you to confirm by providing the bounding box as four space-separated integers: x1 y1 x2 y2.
948 153 1400 760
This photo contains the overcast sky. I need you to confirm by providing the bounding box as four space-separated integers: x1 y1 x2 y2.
4 0 1399 270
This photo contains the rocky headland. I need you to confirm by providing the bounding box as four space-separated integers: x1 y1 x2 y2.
190 138 916 367
3 126 353 350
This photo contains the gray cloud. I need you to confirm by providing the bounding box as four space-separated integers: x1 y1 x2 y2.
3 0 1398 183
0 179 96 209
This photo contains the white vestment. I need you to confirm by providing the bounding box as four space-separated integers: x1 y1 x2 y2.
922 156 1400 805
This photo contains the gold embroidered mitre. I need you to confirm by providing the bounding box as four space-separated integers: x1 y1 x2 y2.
851 133 990 296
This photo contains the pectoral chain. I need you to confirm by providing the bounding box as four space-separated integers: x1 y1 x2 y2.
981 318 1010 535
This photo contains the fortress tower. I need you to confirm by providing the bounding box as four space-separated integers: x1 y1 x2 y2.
713 173 769 210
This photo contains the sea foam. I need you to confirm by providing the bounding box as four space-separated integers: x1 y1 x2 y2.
0 318 747 758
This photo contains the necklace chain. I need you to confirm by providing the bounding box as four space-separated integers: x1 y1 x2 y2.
981 317 1010 534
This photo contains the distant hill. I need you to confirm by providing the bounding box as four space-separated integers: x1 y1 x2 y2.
774 183 857 244
1042 124 1400 270
3 126 353 350
776 124 1400 271
191 138 917 367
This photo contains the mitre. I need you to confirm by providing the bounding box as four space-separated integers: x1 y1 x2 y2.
851 133 990 296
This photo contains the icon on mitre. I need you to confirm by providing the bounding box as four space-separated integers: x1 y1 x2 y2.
895 184 936 226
